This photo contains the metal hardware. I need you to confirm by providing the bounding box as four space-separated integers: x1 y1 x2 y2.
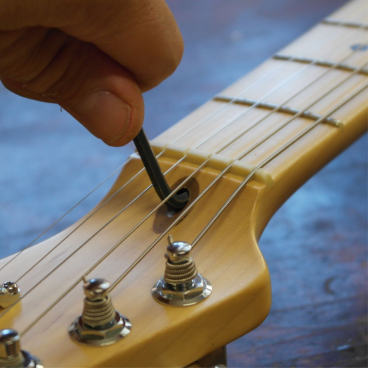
273 53 368 76
152 236 212 306
0 329 43 368
69 278 131 346
213 95 343 127
0 282 20 309
133 129 189 210
197 346 227 368
322 17 368 30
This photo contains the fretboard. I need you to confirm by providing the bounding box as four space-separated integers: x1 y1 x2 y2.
152 0 368 189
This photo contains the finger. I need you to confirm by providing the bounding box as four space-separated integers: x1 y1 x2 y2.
0 0 184 91
1 77 54 103
2 39 144 146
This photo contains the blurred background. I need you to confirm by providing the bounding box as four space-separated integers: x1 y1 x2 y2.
0 0 366 366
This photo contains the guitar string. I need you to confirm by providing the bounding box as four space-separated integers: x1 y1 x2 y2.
0 46 310 277
109 59 368 291
2 18 361 274
7 38 366 304
3 18 364 281
21 81 368 336
0 58 287 277
5 28 365 284
2 4 366 310
2 35 367 319
191 86 368 246
0 160 130 272
10 63 306 283
19 70 368 336
109 83 368 290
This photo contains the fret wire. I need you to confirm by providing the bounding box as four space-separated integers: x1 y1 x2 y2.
173 42 368 149
150 35 368 177
8 31 367 334
273 53 368 75
154 52 325 146
3 21 362 277
215 57 368 157
213 96 343 127
322 17 368 30
0 158 131 273
192 83 368 247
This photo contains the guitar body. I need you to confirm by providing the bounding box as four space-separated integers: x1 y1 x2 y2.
0 0 367 366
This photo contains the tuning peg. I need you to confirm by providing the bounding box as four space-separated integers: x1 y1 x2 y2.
152 236 212 306
0 329 42 367
0 282 20 309
69 278 131 346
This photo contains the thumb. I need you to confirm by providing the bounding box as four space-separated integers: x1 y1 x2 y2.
1 40 144 146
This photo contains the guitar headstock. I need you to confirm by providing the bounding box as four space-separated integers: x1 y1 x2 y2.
0 155 272 367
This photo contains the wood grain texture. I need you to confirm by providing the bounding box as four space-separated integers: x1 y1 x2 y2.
0 0 367 367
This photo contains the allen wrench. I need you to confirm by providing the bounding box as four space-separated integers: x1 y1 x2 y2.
133 129 189 210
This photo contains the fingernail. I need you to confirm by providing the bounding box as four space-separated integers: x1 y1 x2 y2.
71 90 131 145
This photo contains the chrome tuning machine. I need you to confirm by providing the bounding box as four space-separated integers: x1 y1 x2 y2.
152 235 212 306
0 329 43 368
0 282 20 309
69 278 131 346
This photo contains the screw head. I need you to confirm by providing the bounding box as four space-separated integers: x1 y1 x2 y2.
83 278 110 301
166 237 192 263
3 282 20 295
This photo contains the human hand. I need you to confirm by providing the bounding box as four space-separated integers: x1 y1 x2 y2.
0 0 183 146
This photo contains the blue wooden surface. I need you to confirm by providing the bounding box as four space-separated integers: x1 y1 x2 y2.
0 0 366 366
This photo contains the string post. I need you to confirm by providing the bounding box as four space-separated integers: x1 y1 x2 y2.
69 278 131 346
0 329 42 368
152 237 212 306
0 282 20 309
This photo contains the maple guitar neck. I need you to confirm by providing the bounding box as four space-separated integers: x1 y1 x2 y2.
0 1 367 367
153 0 368 225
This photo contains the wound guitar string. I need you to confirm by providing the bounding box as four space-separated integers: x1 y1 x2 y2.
1 17 362 275
18 57 368 335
